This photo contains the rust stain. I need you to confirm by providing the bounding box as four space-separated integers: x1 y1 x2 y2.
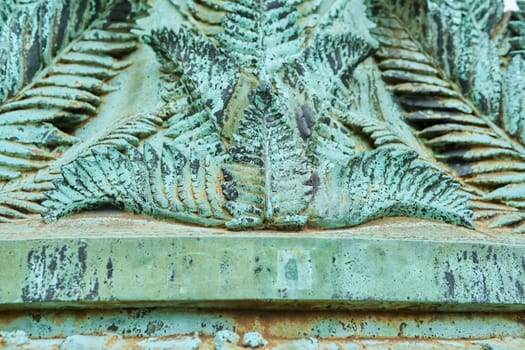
1 333 525 350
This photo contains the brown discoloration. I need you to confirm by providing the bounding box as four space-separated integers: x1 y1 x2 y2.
1 309 525 349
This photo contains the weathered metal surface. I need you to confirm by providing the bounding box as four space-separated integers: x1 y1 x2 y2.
36 0 474 231
2 334 525 349
1 310 525 348
0 0 524 347
5 0 525 232
0 214 524 312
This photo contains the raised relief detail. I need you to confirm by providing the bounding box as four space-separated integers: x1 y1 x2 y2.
371 0 525 232
0 0 148 222
0 0 522 232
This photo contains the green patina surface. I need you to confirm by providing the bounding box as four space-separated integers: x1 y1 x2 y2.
0 215 524 310
37 0 473 230
6 0 525 232
1 0 525 347
0 215 525 345
2 308 525 341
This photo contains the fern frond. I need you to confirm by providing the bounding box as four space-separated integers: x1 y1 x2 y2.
169 0 227 35
88 112 163 152
305 111 359 167
0 0 148 182
304 33 376 87
469 199 525 233
372 7 513 161
503 56 525 144
458 0 503 34
508 2 525 55
371 0 525 231
223 85 312 230
0 170 56 222
0 0 149 222
278 33 408 166
0 0 148 104
372 0 503 119
172 0 313 73
0 101 173 225
340 113 406 149
144 28 236 157
308 147 473 229
503 3 525 146
42 145 231 226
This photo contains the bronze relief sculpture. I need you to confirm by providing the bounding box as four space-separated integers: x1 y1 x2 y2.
0 0 523 232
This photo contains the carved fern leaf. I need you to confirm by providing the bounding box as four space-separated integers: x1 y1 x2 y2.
0 0 148 222
0 0 148 181
279 33 410 167
144 28 239 126
172 0 377 73
372 0 503 119
369 1 525 232
275 33 377 166
172 0 308 72
42 145 231 226
86 112 163 152
1 102 173 224
0 0 148 105
223 85 312 230
428 0 503 34
308 147 473 229
503 6 525 145
508 2 525 55
143 28 238 158
340 113 407 149
495 5 525 230
0 192 46 222
303 33 376 92
41 26 236 226
503 56 525 144
0 170 56 222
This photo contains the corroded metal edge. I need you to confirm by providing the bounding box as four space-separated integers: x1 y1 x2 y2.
0 214 524 312
2 308 525 340
2 333 525 350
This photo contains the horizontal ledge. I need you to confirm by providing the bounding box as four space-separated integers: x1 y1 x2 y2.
1 299 525 313
2 308 525 340
1 213 525 311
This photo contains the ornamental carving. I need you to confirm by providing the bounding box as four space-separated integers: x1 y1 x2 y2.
0 0 523 232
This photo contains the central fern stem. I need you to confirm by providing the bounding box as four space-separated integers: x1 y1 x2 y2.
263 100 273 222
258 0 266 77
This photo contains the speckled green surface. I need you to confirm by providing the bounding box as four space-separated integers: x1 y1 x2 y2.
2 0 525 347
3 0 525 233
0 215 523 311
0 215 525 345
38 0 473 230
